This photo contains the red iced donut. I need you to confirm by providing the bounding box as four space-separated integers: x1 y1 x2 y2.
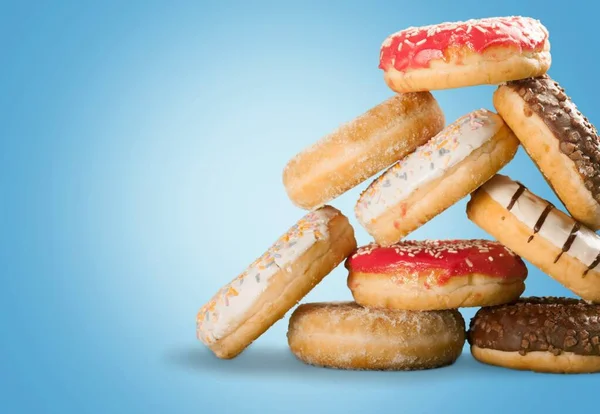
379 16 550 92
346 239 527 310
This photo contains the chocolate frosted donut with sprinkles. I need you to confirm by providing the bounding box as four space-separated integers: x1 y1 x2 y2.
355 109 519 246
196 206 356 359
469 297 600 373
494 75 600 230
379 16 550 93
468 174 600 303
345 240 527 311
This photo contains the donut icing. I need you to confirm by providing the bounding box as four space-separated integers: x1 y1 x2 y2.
356 109 502 225
346 240 526 286
469 297 600 356
504 75 600 203
481 175 600 274
380 16 548 72
197 206 338 344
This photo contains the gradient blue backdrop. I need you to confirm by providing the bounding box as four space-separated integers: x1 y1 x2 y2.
2 1 598 412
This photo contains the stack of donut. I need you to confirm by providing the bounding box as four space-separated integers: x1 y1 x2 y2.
196 15 600 374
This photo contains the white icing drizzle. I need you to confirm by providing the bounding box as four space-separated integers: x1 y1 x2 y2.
196 206 338 345
355 109 503 225
481 175 600 271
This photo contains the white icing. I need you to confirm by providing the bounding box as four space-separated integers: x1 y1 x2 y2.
482 175 600 270
356 109 503 225
196 206 338 345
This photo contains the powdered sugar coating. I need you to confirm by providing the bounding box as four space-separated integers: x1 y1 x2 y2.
380 16 549 72
288 302 465 370
197 206 339 345
283 93 444 209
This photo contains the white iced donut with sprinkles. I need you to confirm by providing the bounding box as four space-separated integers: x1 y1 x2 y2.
468 174 600 303
196 206 356 359
379 16 551 93
355 109 519 246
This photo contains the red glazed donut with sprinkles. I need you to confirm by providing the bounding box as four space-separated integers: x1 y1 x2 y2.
355 109 518 246
346 240 528 311
379 16 551 93
196 206 356 359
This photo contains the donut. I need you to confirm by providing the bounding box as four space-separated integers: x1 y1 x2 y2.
468 297 600 373
345 240 527 311
196 206 356 358
379 16 550 93
493 75 600 230
283 93 444 210
467 174 600 303
287 302 465 370
355 109 518 246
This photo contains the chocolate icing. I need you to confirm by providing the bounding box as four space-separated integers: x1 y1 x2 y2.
528 203 554 243
507 183 525 211
468 297 600 357
503 181 586 267
505 75 600 203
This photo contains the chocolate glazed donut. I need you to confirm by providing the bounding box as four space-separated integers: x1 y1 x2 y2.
468 297 600 373
494 75 600 229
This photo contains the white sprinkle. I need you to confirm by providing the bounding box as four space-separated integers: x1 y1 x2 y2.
488 256 494 262
408 253 415 257
465 258 474 268
404 39 415 47
474 26 487 33
382 37 393 48
466 25 473 33
416 39 426 46
397 42 403 52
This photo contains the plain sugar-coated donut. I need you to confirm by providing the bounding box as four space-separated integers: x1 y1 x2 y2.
197 206 356 359
287 302 465 370
493 75 600 229
380 16 550 92
346 240 527 311
469 297 600 373
355 109 518 245
467 174 600 303
283 93 444 210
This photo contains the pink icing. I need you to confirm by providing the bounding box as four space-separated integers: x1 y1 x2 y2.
346 240 527 286
379 16 548 72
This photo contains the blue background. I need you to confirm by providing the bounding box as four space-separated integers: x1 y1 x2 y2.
2 0 598 412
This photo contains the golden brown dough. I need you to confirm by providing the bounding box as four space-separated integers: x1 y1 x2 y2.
283 93 444 210
287 302 465 370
